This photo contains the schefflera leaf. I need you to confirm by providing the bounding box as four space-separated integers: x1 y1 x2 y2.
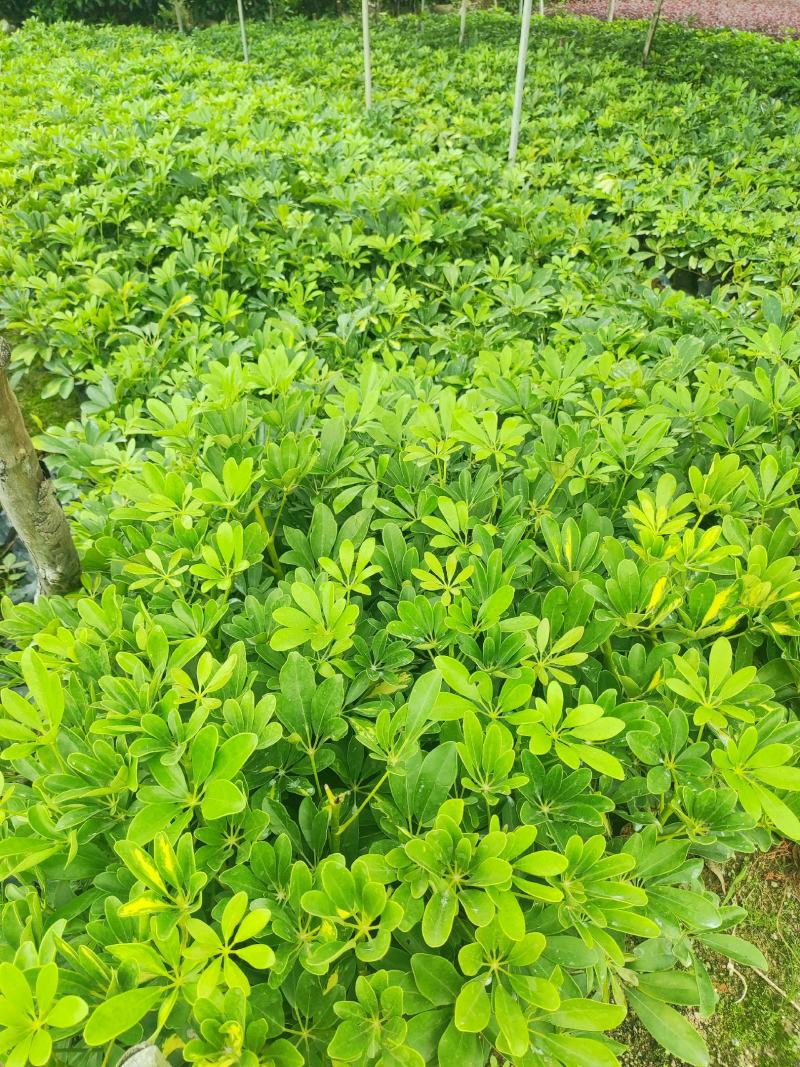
712 725 800 839
510 681 627 780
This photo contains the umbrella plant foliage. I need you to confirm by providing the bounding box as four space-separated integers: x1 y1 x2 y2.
1 12 800 1067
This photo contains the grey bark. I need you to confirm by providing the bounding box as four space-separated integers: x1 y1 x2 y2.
642 0 665 64
0 336 81 598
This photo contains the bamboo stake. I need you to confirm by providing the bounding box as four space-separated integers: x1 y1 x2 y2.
509 0 533 164
642 0 665 65
236 0 249 63
362 0 373 109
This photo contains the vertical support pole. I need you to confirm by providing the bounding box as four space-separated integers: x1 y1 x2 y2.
538 0 544 15
459 0 467 46
173 0 185 32
237 0 250 63
642 0 664 64
607 0 616 19
362 0 373 109
508 0 533 164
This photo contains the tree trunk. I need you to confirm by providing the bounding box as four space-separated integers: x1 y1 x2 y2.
0 336 80 598
642 0 665 65
173 1 185 33
607 0 616 20
459 0 467 46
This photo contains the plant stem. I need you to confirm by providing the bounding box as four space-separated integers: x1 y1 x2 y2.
309 746 322 797
611 474 630 516
256 496 286 577
601 638 616 674
339 769 389 834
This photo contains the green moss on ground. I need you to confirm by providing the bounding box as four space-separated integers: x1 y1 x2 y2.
621 847 800 1066
11 363 80 431
707 846 800 1066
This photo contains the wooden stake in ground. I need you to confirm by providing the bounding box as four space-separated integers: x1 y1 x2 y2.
642 0 665 64
362 0 373 109
0 336 80 597
509 0 533 163
607 0 616 19
236 0 250 62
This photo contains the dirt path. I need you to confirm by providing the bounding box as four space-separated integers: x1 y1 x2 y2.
566 0 800 37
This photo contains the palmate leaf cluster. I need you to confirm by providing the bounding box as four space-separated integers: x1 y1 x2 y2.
1 12 800 1067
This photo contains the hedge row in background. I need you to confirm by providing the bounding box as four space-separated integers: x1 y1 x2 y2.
1 0 449 28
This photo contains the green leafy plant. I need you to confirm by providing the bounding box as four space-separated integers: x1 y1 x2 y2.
1 12 800 1067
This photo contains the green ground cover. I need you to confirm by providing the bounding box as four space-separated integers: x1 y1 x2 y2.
1 12 800 1066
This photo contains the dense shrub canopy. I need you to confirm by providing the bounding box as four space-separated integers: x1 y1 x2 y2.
1 13 800 1067
2 0 162 24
